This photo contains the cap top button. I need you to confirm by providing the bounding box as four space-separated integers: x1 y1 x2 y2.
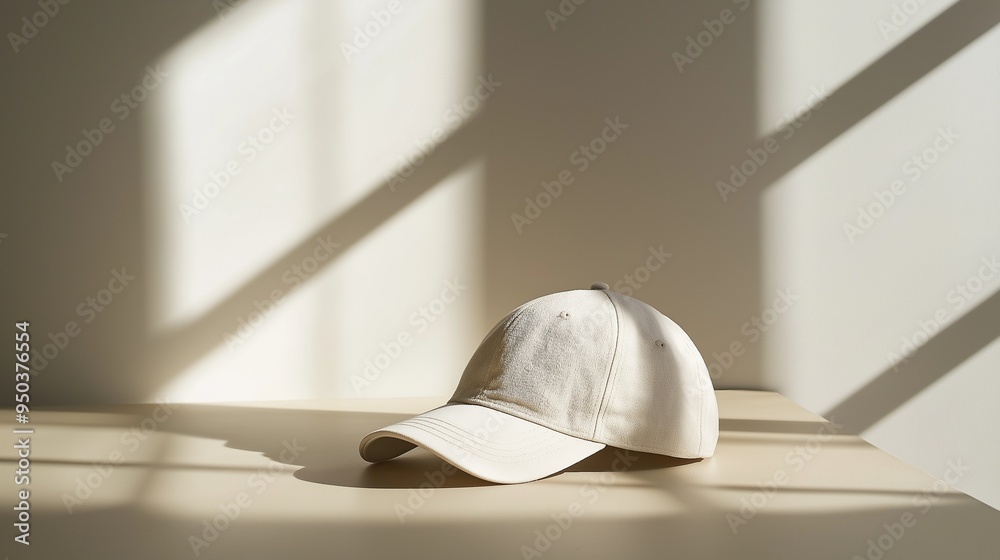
590 282 610 290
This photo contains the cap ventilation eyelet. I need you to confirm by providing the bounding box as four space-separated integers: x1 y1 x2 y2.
654 339 666 348
559 311 571 319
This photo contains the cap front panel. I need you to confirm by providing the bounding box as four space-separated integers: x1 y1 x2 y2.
450 290 617 440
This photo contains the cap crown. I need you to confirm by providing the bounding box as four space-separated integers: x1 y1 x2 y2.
450 288 719 458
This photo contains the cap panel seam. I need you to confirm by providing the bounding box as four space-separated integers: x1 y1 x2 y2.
697 370 705 456
473 304 530 402
592 290 622 439
685 335 709 457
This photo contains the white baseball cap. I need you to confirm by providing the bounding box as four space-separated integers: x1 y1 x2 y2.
359 283 719 484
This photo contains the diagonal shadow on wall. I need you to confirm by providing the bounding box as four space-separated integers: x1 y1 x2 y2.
741 0 1000 429
746 0 1000 189
826 288 1000 434
139 116 487 398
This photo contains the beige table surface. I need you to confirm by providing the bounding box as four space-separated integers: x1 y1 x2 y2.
3 390 998 559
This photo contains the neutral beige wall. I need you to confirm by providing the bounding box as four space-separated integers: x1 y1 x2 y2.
1 0 997 507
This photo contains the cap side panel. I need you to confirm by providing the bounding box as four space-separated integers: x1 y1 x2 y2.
597 293 718 458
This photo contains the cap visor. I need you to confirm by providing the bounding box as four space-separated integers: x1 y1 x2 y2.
359 403 605 484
